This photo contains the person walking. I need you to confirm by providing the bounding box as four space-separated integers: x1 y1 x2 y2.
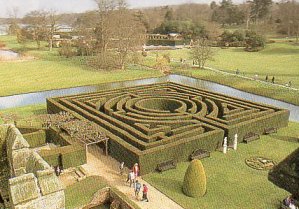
142 184 149 202
126 170 135 187
265 75 268 81
134 180 141 199
119 162 124 175
133 163 139 178
272 76 275 83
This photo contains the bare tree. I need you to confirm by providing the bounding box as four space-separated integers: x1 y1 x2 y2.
23 10 48 48
277 0 299 42
190 38 215 68
7 7 20 35
111 8 146 69
94 0 119 53
47 10 59 51
240 2 254 30
85 0 146 70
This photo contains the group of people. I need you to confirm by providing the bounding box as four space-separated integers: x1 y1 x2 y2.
283 195 298 209
119 162 149 202
265 75 276 83
266 75 292 87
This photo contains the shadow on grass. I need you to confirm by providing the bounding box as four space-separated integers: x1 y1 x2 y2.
271 135 299 143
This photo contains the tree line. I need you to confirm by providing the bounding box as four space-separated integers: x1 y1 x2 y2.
5 0 299 70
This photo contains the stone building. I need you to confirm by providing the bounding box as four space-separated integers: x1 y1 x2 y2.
0 124 65 209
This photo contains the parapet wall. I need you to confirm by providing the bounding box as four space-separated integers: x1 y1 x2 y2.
2 124 65 209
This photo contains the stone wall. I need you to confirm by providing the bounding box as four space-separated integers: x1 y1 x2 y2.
2 124 65 209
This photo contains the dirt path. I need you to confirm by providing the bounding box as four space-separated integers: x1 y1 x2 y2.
81 145 183 209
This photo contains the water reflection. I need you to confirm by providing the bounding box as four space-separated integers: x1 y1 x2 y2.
0 74 298 122
0 50 19 59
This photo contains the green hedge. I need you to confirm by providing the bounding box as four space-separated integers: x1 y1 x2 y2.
139 128 224 174
39 143 86 169
46 82 290 174
23 130 46 148
147 39 189 46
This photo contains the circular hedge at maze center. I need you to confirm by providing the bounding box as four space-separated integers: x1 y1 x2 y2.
135 98 185 113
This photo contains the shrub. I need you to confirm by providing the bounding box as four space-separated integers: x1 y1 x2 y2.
244 30 265 52
182 159 207 197
58 41 77 58
87 52 121 70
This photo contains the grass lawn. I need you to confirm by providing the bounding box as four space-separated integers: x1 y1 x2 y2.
173 68 299 105
0 36 163 96
145 41 299 105
64 176 108 209
143 122 299 209
0 104 46 123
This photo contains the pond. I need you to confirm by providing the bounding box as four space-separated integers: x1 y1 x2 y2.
0 50 19 60
0 74 298 122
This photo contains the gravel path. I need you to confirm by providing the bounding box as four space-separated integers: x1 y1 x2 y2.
81 146 183 209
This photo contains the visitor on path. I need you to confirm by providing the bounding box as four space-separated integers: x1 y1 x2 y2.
289 81 292 87
119 162 124 175
134 180 142 199
236 69 240 75
283 196 298 209
126 170 135 187
133 163 139 178
272 76 275 83
142 184 149 202
265 75 268 81
55 165 61 176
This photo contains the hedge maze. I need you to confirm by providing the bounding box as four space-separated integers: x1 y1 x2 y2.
47 82 289 174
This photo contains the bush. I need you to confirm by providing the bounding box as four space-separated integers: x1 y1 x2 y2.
87 52 121 70
218 30 245 47
244 30 265 52
182 159 207 197
58 42 77 58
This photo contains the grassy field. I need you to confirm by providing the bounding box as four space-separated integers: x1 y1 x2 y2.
0 104 46 123
0 36 163 96
145 41 299 105
64 176 108 209
151 41 299 88
173 68 299 105
143 122 299 209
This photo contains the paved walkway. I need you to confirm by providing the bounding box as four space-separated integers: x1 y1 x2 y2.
81 146 183 209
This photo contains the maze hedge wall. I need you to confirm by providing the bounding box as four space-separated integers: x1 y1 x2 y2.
47 82 289 174
39 127 87 169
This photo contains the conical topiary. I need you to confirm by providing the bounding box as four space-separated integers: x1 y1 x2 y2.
182 159 207 197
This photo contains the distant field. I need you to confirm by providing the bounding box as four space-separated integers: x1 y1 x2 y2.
145 41 299 105
0 36 163 97
144 122 299 209
149 41 299 88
